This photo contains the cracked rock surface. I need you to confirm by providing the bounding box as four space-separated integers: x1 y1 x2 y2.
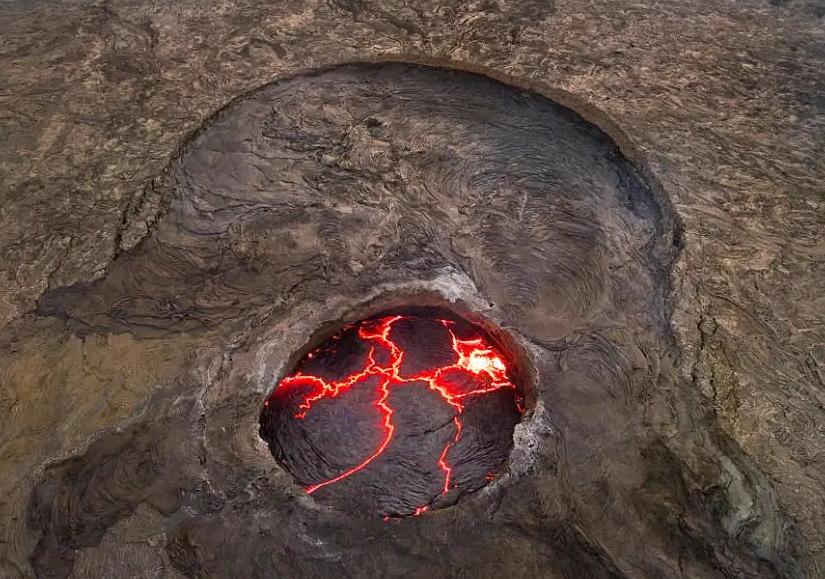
260 310 523 518
1 1 824 578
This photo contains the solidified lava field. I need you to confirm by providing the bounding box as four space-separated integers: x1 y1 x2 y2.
8 61 807 578
260 311 522 517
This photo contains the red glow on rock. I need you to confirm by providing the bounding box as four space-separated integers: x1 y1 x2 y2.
270 315 521 515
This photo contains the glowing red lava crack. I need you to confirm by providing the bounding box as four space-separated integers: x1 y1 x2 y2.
266 315 521 514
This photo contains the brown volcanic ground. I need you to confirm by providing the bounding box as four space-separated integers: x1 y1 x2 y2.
1 2 824 578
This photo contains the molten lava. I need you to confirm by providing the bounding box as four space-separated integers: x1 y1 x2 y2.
266 314 522 515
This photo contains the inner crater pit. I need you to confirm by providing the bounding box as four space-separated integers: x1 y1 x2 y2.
259 307 525 518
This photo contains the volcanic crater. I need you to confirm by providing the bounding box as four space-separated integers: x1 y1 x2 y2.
11 61 802 578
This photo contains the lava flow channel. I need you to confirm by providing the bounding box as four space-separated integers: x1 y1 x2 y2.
267 315 521 513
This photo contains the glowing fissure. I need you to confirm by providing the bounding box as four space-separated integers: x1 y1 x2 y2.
271 315 520 515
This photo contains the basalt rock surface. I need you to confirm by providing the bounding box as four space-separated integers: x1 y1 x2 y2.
259 310 524 518
1 2 824 579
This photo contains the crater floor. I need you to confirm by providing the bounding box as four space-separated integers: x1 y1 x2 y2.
261 311 522 517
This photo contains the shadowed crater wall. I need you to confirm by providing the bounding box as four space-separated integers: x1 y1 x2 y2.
18 62 801 578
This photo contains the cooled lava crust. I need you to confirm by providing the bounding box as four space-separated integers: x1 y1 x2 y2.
27 63 795 579
260 311 523 517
